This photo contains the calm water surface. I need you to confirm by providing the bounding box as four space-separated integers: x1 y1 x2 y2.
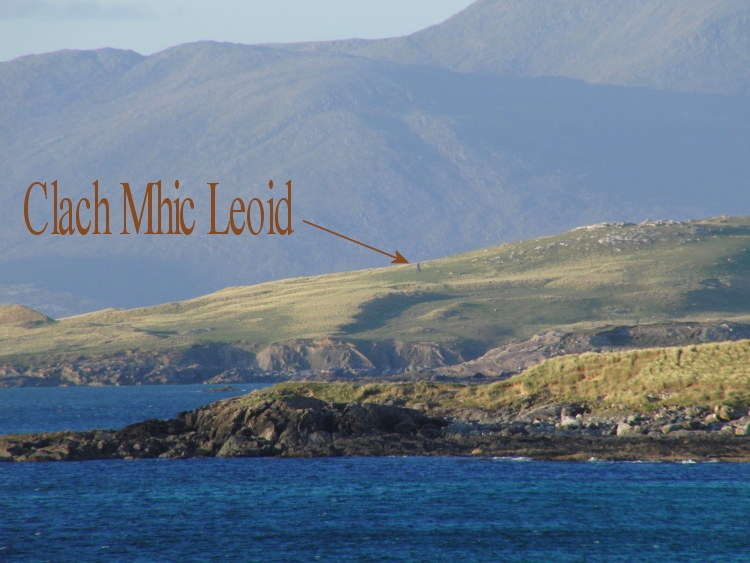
1 386 750 561
0 384 268 435
2 458 750 562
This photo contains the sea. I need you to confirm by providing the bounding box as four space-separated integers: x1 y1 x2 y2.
1 385 750 562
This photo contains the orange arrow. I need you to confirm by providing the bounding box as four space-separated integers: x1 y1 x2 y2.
303 220 409 264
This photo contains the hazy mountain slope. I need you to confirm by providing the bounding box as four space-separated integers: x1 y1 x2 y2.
324 0 750 95
2 42 750 314
0 48 145 112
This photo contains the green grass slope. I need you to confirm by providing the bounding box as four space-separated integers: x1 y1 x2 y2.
467 340 750 411
247 338 750 412
2 216 750 364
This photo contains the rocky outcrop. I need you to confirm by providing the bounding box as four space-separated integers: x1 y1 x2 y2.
255 339 375 372
3 395 750 462
0 395 448 461
254 339 465 374
0 344 275 387
0 338 469 387
432 330 571 378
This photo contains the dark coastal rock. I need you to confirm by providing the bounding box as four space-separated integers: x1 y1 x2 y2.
3 395 750 462
514 404 565 424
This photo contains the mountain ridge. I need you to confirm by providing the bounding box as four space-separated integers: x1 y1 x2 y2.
288 0 750 95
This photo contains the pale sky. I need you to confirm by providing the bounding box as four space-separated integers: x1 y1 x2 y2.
0 0 476 62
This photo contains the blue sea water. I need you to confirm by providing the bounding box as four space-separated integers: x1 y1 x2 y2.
2 387 750 562
0 384 269 435
2 458 750 562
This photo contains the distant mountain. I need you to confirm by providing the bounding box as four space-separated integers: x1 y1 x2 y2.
1 0 749 315
314 0 750 95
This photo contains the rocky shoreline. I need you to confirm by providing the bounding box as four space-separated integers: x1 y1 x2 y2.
4 320 749 388
3 393 750 462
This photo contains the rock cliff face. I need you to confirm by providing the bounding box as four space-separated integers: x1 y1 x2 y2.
3 394 750 462
253 339 462 374
0 339 469 387
0 344 268 387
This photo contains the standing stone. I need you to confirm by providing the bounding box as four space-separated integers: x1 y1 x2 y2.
616 422 642 436
661 423 682 434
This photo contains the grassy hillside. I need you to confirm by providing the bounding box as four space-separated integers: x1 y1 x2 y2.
469 340 750 411
2 216 750 365
247 338 750 412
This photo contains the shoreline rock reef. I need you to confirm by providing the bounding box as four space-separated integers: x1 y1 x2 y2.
7 330 750 462
4 389 750 463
